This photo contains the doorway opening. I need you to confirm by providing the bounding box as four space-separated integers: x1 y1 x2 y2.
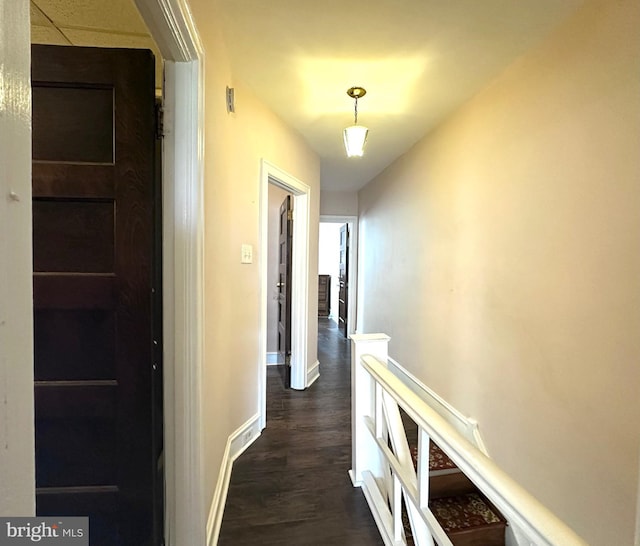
259 160 311 428
319 216 358 337
11 0 206 543
266 185 294 387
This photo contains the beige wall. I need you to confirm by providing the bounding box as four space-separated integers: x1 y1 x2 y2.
187 0 321 520
320 190 358 216
267 185 291 354
357 1 640 544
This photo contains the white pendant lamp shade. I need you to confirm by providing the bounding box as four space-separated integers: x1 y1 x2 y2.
343 125 369 157
344 86 368 157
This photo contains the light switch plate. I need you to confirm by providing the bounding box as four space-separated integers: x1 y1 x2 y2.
241 244 253 264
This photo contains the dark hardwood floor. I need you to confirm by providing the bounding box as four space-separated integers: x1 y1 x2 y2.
218 318 384 545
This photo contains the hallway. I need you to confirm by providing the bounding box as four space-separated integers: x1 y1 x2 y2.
218 319 383 545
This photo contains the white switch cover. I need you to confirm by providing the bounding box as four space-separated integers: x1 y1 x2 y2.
241 244 253 264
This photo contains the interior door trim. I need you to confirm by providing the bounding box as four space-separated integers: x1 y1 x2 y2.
0 0 35 517
133 1 206 545
259 160 311 415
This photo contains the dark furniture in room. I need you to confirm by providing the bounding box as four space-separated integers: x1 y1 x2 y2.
318 274 331 317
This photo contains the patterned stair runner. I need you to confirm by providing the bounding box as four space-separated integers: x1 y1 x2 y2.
429 493 505 533
401 428 506 545
411 442 457 472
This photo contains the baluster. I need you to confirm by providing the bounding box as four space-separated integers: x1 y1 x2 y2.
418 428 430 509
393 473 403 542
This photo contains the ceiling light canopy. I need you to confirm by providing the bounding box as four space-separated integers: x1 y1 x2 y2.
343 86 368 157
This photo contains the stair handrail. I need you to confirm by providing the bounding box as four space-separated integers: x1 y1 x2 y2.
359 352 588 546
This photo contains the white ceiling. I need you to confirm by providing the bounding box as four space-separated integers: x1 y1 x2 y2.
30 0 584 191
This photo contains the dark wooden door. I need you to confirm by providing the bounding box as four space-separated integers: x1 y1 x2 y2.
31 44 161 546
277 195 293 388
338 224 349 338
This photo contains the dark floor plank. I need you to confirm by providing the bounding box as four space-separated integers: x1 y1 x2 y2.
218 319 383 545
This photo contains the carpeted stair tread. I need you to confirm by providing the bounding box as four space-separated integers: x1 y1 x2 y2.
410 442 458 472
401 408 506 545
428 442 458 471
429 492 506 533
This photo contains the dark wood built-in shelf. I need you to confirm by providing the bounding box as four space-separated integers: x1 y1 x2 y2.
318 274 331 317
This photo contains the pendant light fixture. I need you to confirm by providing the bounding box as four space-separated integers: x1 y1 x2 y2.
343 86 368 157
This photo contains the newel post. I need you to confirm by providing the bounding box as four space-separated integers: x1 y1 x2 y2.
349 333 390 486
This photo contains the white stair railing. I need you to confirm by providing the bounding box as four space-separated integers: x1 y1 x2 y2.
350 334 588 546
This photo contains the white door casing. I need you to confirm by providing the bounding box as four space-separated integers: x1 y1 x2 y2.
260 160 311 427
129 1 207 545
0 0 35 517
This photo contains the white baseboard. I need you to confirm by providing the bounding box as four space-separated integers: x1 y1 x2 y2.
206 413 261 545
306 360 320 387
266 352 282 365
387 357 488 455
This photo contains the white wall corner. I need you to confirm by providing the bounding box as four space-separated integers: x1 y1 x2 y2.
206 413 261 546
307 360 320 387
